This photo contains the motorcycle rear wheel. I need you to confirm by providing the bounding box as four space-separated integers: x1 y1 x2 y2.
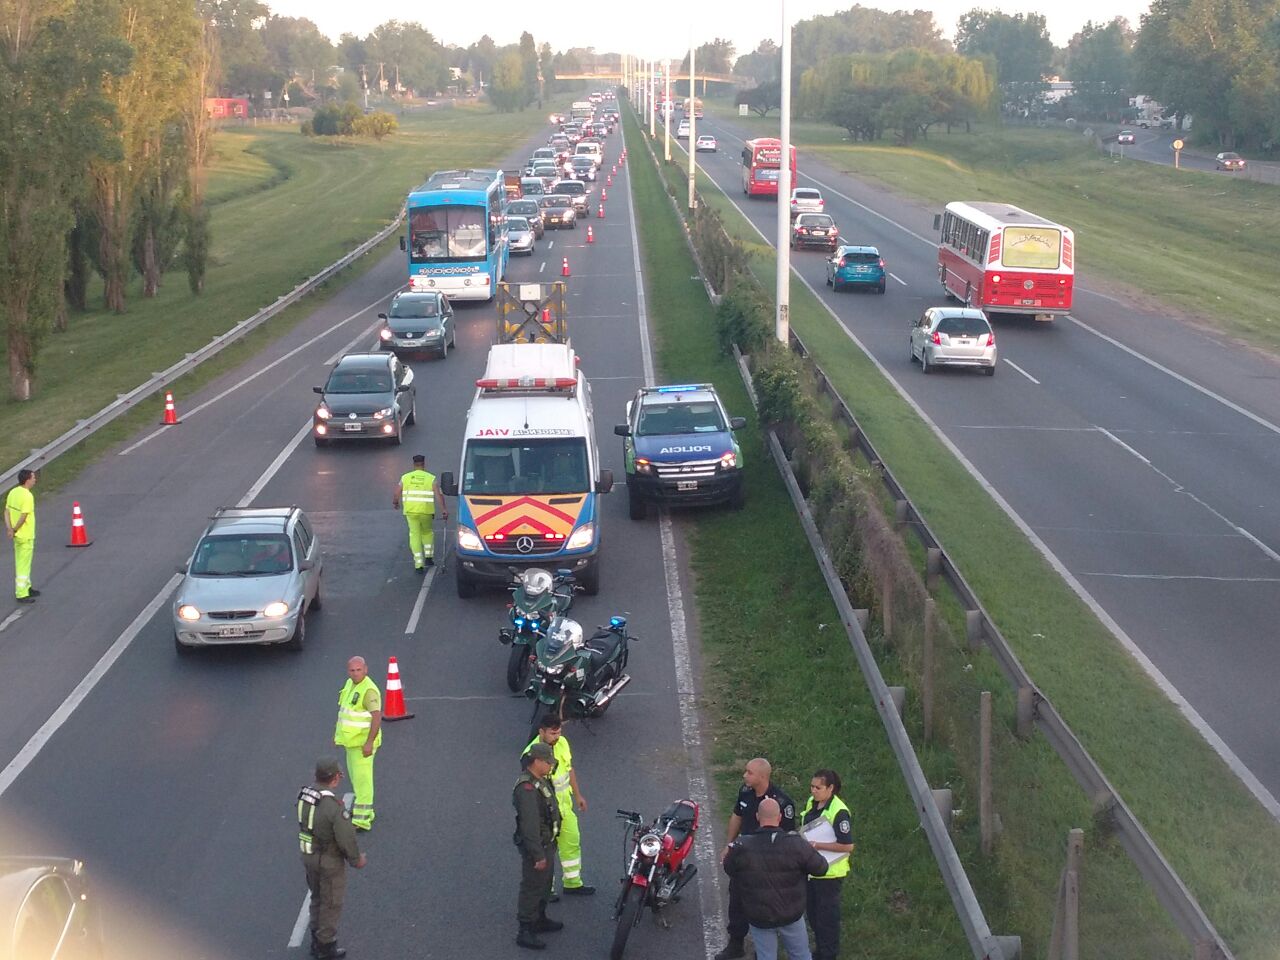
506 644 532 692
610 882 645 960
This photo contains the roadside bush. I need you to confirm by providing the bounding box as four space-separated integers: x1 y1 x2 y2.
714 282 772 355
299 120 314 137
354 111 398 140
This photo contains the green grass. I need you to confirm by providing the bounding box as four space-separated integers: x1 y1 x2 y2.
625 104 978 960
2 101 566 481
704 100 1280 354
658 109 1280 957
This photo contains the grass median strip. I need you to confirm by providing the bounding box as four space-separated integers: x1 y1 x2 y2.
623 106 977 959
659 110 1280 956
2 102 565 482
705 101 1280 355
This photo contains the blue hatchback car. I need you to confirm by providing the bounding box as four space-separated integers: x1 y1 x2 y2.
826 245 886 294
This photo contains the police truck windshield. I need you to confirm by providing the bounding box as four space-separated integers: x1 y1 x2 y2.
462 439 589 494
637 402 725 436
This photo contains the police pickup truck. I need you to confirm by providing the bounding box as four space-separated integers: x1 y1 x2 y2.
614 384 746 520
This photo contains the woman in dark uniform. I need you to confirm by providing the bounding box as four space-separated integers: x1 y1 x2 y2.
799 769 854 960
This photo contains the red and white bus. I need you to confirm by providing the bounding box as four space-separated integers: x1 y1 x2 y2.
741 138 797 197
936 201 1074 320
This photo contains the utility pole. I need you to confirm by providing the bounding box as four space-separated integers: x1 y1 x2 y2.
649 60 656 137
687 41 696 210
776 0 792 344
664 59 671 160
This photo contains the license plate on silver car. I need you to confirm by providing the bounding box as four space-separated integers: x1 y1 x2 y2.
218 625 247 638
677 480 698 491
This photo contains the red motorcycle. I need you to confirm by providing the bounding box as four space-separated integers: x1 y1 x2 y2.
610 800 700 959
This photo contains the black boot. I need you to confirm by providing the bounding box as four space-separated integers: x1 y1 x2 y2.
714 938 746 960
532 912 564 933
516 923 547 950
313 941 347 959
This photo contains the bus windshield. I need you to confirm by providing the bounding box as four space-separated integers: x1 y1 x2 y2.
409 205 488 263
1001 226 1062 270
463 439 589 495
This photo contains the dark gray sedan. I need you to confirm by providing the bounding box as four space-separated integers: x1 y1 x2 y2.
313 352 417 445
377 290 455 358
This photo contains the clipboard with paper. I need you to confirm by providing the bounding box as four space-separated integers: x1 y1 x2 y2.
800 816 849 866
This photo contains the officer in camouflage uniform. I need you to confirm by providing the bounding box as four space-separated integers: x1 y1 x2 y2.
513 741 564 950
298 758 367 959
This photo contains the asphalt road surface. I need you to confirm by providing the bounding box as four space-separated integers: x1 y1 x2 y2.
671 113 1280 810
1111 127 1280 183
0 119 723 959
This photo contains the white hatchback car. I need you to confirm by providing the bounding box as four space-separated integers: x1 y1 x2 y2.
789 187 824 219
909 307 997 376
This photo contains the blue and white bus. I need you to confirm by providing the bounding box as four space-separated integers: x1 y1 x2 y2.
405 169 508 301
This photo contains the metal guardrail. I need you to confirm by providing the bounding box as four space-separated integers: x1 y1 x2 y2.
0 208 406 490
785 332 1233 960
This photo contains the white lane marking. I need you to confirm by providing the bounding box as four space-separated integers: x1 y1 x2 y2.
1082 573 1280 582
624 122 724 960
287 894 311 948
0 573 182 798
1068 315 1280 439
324 318 384 366
1002 359 1041 384
547 240 554 249
889 272 908 286
238 422 312 508
0 611 22 634
404 562 439 635
704 116 1280 440
539 261 546 273
118 287 401 456
683 123 1280 814
1097 426 1152 464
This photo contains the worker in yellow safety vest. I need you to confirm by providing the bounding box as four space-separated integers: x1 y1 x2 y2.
799 768 854 960
523 713 595 897
4 469 38 604
393 454 446 572
333 657 382 831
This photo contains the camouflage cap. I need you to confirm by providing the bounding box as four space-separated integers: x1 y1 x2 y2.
526 742 555 763
315 757 342 781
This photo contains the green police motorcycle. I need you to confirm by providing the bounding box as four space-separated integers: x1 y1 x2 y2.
524 615 635 741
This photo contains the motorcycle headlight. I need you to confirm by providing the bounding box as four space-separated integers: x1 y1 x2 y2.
544 662 566 677
639 834 662 859
457 525 483 551
315 404 331 420
177 604 201 622
372 406 393 420
566 523 595 551
262 601 289 618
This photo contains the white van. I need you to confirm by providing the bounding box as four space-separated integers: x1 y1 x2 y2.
575 141 603 169
441 343 613 597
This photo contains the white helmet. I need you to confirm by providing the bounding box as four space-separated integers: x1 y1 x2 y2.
519 568 553 597
546 616 583 652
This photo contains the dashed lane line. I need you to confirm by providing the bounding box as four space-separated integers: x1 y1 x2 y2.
1003 359 1041 384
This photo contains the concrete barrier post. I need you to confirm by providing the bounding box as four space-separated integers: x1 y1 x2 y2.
1016 685 1035 739
1048 829 1084 960
887 685 905 719
980 690 994 856
894 499 909 529
881 576 894 645
922 599 936 744
931 787 953 829
926 547 942 590
965 609 983 652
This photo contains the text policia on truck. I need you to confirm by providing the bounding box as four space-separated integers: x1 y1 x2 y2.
440 343 613 598
402 169 510 302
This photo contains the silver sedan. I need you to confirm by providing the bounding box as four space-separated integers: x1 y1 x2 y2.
909 307 997 376
507 216 536 255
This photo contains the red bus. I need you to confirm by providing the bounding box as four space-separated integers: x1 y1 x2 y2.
740 138 797 197
936 202 1074 321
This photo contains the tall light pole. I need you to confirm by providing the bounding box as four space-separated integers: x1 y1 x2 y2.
664 59 671 160
687 41 696 210
776 0 792 344
649 61 657 137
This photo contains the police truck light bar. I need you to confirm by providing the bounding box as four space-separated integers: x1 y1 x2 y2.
653 383 712 394
476 376 577 390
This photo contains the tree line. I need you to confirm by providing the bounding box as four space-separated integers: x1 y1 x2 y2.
1 0 212 401
729 2 1280 152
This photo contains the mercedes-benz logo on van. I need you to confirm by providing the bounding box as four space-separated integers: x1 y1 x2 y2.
516 536 535 554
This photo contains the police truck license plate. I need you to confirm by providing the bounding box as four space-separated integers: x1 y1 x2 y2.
218 625 247 638
677 480 698 491
344 423 362 431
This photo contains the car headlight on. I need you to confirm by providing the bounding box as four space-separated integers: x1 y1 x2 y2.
372 407 393 420
566 523 595 551
263 601 289 618
639 834 662 858
457 525 483 551
634 457 653 475
177 604 201 621
719 451 738 470
379 327 393 341
315 404 331 421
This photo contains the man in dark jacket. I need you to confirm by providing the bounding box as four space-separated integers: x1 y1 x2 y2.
722 798 828 960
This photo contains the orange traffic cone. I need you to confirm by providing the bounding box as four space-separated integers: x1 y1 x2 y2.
383 656 415 721
561 256 571 277
161 390 180 425
612 165 617 175
606 174 613 186
586 225 594 244
601 188 608 202
597 203 605 219
66 501 92 548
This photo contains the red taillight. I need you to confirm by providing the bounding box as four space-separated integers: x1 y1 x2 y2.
796 227 807 234
839 258 848 267
986 333 995 347
931 331 942 345
878 259 885 268
1059 278 1066 285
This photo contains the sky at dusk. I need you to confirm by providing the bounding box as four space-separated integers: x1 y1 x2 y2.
259 0 1150 59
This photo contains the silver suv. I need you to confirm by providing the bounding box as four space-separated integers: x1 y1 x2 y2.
909 307 997 376
173 507 322 653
